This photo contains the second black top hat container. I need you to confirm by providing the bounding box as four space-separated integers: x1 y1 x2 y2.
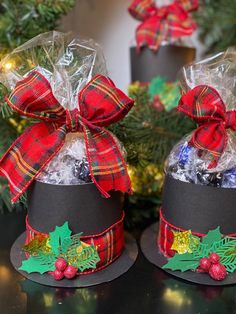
130 45 196 82
162 175 236 235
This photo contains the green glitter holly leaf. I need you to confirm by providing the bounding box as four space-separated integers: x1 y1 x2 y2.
201 227 222 248
61 232 82 255
211 237 236 273
211 236 236 254
192 242 210 260
19 255 56 274
192 227 223 259
64 234 100 272
163 253 199 272
49 221 72 255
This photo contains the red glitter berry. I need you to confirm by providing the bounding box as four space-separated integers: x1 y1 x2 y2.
55 258 68 272
64 266 78 279
209 263 227 281
209 253 220 264
199 257 211 271
52 269 64 280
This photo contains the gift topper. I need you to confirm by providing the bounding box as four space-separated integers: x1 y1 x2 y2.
0 31 134 203
178 85 236 169
128 0 198 51
167 48 236 185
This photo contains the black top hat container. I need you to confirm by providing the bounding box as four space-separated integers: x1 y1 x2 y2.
162 175 236 235
10 180 139 288
27 181 124 235
130 45 196 82
140 174 236 285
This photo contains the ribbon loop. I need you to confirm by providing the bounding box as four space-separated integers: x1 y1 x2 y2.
225 110 236 130
0 71 134 202
5 71 65 121
178 85 236 168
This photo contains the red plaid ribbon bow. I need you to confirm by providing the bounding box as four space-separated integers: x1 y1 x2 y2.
128 0 198 51
0 71 134 203
178 85 236 168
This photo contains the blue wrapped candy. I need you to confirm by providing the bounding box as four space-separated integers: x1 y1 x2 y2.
222 168 236 188
166 140 236 188
178 143 193 167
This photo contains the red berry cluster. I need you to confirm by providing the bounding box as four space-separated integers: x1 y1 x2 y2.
51 258 78 281
198 253 227 281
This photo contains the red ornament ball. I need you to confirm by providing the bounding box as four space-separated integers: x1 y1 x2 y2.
52 269 64 280
64 265 78 279
209 263 227 281
55 258 68 272
199 257 211 271
209 253 220 264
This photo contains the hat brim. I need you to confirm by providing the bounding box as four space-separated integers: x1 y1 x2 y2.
140 223 236 286
10 231 138 288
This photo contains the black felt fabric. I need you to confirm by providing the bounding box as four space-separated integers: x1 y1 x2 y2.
27 181 124 235
162 175 236 235
130 45 196 82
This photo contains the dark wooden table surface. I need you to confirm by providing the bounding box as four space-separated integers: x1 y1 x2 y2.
1 211 236 314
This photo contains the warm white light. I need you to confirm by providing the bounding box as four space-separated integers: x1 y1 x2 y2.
43 293 54 307
0 265 11 283
3 61 14 71
163 288 192 307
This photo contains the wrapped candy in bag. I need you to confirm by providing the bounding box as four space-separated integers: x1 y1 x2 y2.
0 32 138 286
167 48 236 188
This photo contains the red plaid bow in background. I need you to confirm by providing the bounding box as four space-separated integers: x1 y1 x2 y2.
128 0 198 51
0 71 134 203
178 85 236 168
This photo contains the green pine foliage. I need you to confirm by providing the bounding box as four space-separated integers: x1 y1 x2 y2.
0 0 76 212
195 0 236 53
110 83 195 227
0 0 76 49
111 84 195 169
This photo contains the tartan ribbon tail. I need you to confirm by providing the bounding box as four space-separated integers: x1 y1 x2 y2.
0 122 67 203
78 74 134 196
136 16 165 51
83 124 132 197
189 122 227 168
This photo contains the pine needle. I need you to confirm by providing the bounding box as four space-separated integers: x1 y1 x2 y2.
194 0 236 53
